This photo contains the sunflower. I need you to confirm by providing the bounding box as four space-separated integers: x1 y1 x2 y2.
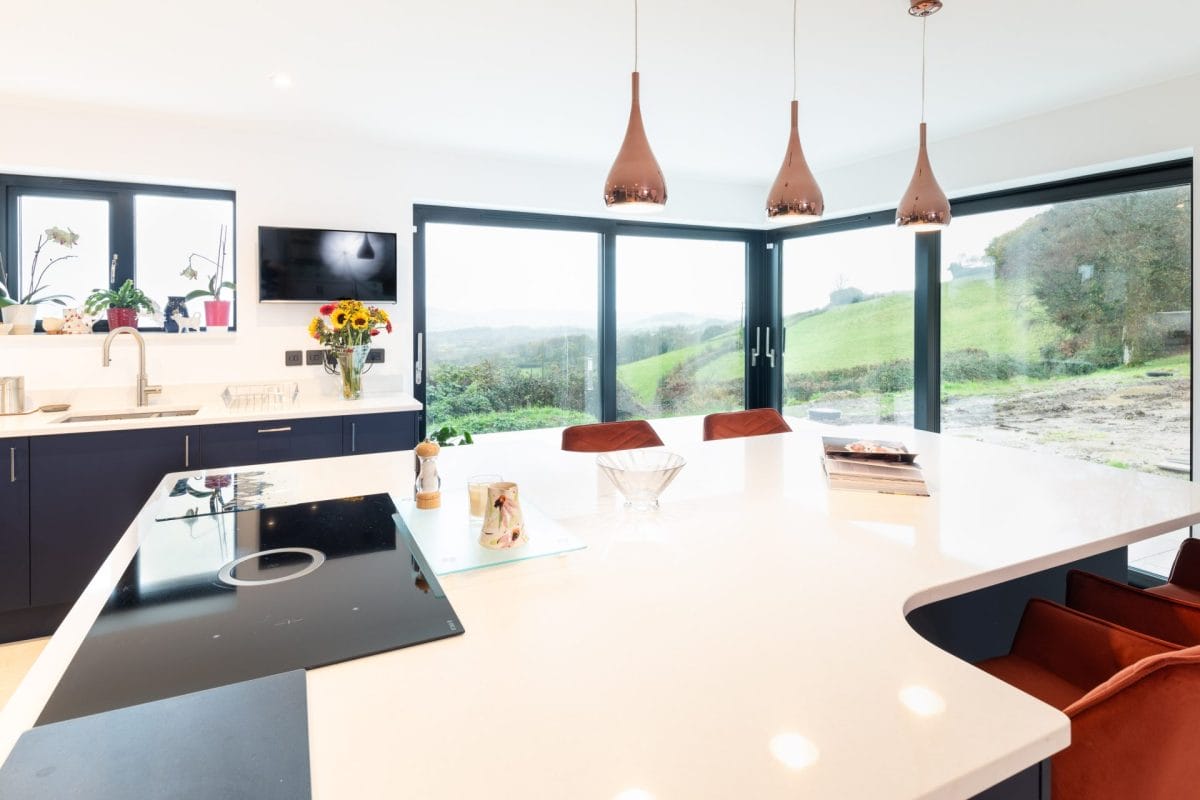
307 317 321 339
350 313 369 330
331 309 349 329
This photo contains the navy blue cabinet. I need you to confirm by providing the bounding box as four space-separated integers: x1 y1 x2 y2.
0 438 30 613
343 412 418 456
29 427 200 607
200 417 343 469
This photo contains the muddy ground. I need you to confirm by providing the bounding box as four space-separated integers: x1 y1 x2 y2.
787 372 1191 479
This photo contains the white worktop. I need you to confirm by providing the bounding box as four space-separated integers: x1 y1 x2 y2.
0 378 421 437
5 423 1200 799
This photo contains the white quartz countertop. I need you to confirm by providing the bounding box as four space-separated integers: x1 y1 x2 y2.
5 421 1200 799
0 379 421 437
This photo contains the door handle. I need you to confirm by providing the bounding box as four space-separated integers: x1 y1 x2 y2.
8 447 14 483
765 326 776 368
184 434 190 468
257 426 292 434
750 326 761 367
415 332 424 386
351 422 357 453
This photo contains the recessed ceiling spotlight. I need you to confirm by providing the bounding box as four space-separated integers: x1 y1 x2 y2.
270 72 293 90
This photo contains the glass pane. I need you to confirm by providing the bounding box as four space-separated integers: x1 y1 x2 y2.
425 223 600 435
615 237 746 420
939 186 1192 576
781 227 915 426
135 195 235 327
16 195 110 320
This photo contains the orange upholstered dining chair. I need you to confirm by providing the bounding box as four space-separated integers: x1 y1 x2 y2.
561 420 664 453
976 598 1200 799
1066 569 1200 646
702 408 792 442
1145 537 1200 604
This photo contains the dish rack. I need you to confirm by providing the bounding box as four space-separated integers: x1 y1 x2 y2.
221 382 299 411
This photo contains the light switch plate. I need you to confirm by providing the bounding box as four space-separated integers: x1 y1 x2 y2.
305 350 325 366
366 348 385 364
284 350 302 367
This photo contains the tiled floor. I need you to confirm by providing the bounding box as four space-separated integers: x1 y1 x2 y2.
0 637 47 711
1129 529 1188 578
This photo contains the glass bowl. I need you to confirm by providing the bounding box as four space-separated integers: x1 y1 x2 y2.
596 449 686 511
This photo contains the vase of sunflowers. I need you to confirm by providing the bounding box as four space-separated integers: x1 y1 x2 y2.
307 299 392 400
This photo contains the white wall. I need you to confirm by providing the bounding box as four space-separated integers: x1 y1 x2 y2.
0 96 766 396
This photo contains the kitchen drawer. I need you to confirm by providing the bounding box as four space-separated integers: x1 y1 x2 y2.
200 417 343 469
343 412 418 456
0 437 30 613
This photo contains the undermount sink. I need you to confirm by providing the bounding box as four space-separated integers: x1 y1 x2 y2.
58 408 200 424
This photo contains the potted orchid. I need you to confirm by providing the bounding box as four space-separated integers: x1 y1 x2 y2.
0 226 79 334
307 299 392 399
180 224 235 332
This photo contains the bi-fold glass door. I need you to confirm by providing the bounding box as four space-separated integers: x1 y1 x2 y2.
413 208 762 439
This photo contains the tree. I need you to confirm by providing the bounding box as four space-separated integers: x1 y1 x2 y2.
985 187 1190 365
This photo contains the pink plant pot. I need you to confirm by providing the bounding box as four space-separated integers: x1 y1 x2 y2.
204 300 232 330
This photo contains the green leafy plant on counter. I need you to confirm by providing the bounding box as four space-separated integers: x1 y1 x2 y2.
0 226 79 307
83 279 157 315
429 425 474 447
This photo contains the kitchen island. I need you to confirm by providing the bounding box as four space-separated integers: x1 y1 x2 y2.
3 424 1200 799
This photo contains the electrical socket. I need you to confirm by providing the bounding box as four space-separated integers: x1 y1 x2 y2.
365 348 385 364
305 350 325 366
284 350 302 367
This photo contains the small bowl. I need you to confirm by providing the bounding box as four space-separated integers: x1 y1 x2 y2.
597 449 686 511
0 323 11 335
41 317 64 334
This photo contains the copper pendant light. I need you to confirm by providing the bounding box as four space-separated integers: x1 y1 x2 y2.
604 0 667 212
896 0 951 231
766 0 824 220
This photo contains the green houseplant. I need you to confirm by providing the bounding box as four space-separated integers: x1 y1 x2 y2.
84 279 157 330
180 224 234 332
0 226 79 334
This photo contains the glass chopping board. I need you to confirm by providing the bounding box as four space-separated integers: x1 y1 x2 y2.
393 488 585 575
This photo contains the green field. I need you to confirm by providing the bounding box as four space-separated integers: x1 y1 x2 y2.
617 279 1063 404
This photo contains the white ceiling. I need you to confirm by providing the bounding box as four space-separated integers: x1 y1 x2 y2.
3 0 1199 184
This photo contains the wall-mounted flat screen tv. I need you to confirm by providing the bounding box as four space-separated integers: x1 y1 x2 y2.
258 226 398 302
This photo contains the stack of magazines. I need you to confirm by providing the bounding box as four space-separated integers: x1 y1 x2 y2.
821 436 929 496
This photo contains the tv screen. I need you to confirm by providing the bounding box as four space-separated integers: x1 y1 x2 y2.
258 226 398 302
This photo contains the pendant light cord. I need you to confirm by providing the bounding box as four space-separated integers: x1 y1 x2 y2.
634 0 639 72
920 16 927 122
792 0 798 101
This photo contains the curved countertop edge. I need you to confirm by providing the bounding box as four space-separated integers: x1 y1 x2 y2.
4 431 1197 798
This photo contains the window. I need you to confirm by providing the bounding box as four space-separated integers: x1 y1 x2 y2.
780 226 915 426
615 236 746 420
423 222 601 435
940 186 1192 576
1 174 236 331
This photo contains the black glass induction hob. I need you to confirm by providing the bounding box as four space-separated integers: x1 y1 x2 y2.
37 493 463 726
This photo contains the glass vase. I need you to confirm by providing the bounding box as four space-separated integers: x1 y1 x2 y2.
335 344 371 400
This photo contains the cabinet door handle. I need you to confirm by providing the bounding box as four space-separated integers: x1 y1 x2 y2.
257 426 292 434
8 447 14 483
184 434 190 468
351 422 357 452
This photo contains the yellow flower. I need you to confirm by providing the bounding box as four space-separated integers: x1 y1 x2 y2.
307 318 321 339
350 314 369 330
331 309 349 329
376 308 390 323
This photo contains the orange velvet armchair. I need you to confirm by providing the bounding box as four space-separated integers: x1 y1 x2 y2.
977 598 1200 799
702 408 792 442
1146 537 1200 604
561 420 664 453
1066 569 1200 646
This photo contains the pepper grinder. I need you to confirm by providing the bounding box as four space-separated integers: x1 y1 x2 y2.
414 439 442 509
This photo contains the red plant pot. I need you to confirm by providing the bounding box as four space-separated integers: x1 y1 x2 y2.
204 299 232 329
107 307 138 330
